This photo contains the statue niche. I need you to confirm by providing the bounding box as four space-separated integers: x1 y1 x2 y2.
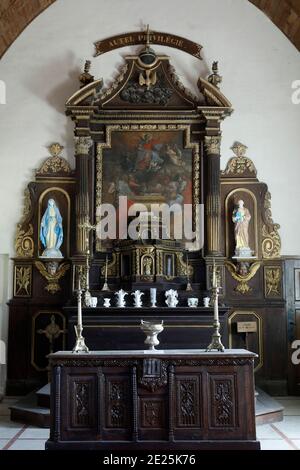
40 198 63 258
232 199 252 258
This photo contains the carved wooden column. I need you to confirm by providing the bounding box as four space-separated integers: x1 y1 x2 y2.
74 136 93 255
204 135 222 256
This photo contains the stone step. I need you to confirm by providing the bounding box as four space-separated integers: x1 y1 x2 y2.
255 387 284 426
36 383 50 408
10 391 50 428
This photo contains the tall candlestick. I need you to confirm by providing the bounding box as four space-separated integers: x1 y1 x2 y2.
206 259 224 352
73 273 89 353
101 255 110 291
77 277 82 326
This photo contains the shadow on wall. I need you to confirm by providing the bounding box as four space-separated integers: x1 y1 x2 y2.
23 51 82 163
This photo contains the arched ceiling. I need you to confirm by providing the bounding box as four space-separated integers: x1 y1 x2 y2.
0 0 299 59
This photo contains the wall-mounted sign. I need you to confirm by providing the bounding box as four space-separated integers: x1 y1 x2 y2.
94 30 203 60
237 321 257 333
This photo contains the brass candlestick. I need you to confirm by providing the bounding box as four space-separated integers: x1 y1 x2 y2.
101 255 110 291
79 216 96 307
72 278 89 353
206 260 225 352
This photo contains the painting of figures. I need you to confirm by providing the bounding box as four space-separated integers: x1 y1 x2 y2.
102 130 193 208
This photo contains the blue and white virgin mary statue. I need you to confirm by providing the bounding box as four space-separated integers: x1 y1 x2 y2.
40 198 63 258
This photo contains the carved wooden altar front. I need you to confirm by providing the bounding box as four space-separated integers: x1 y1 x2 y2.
46 349 259 450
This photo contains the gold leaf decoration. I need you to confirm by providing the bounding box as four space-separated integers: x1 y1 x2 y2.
265 267 281 297
15 224 34 258
35 261 70 295
225 260 261 295
222 142 257 176
15 266 31 296
37 143 72 175
262 191 281 258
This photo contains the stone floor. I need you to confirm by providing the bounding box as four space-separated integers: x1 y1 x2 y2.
0 396 300 450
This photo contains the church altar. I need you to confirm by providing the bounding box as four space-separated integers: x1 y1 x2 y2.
7 26 293 407
46 349 259 450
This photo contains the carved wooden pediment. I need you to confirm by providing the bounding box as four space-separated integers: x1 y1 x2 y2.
66 47 233 118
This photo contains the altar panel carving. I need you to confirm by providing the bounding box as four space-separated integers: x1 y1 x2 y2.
175 376 201 427
106 377 130 429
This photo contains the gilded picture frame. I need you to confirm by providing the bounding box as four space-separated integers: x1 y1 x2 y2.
95 124 200 252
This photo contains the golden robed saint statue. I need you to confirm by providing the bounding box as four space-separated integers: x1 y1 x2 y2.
232 199 252 258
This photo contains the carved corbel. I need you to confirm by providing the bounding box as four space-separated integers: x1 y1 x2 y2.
225 260 261 294
35 261 70 294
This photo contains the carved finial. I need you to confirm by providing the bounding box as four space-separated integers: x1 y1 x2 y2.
84 60 91 73
79 60 94 87
231 141 248 157
222 141 257 177
48 143 64 158
36 142 71 176
208 61 222 88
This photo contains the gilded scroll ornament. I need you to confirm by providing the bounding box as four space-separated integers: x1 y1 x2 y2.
74 136 93 156
225 261 260 294
35 261 70 294
262 191 281 258
15 187 34 258
37 143 72 175
265 267 281 297
22 187 31 219
262 225 281 259
14 266 32 296
204 136 221 155
15 224 34 258
222 142 257 176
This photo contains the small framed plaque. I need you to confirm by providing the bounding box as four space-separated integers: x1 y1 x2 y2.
237 321 257 333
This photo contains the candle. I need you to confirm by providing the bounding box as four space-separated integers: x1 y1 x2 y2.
213 290 219 322
212 260 216 288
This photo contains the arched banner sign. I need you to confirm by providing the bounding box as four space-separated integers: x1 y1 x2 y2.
94 30 203 60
